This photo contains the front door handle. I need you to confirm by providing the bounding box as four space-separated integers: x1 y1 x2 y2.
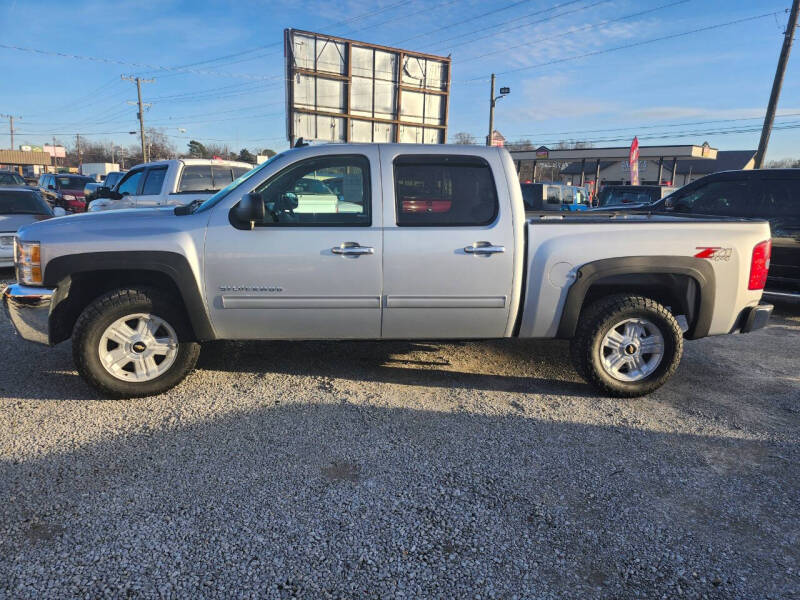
332 242 375 256
464 241 506 255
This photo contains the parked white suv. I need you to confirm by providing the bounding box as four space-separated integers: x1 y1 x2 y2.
88 158 252 211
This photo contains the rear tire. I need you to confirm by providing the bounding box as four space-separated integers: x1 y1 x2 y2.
570 294 683 397
72 288 200 398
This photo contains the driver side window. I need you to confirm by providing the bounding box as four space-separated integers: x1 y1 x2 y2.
251 155 370 226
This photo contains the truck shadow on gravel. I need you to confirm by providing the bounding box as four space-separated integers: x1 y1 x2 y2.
1 401 797 599
196 338 596 398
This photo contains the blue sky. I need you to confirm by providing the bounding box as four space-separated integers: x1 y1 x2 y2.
0 0 798 159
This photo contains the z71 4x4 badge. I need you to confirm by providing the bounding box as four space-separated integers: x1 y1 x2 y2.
694 247 732 261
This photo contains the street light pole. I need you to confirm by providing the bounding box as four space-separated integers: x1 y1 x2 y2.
487 74 496 146
754 0 799 168
487 74 510 147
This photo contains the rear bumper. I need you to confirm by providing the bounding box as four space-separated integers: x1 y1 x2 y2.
740 303 773 333
763 290 800 302
2 283 55 345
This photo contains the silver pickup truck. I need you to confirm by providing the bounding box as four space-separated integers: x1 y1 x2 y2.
4 144 773 398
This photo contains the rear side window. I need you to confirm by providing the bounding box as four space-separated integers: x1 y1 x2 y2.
179 165 214 192
546 185 562 205
760 179 799 218
521 184 542 210
394 155 498 226
211 165 233 188
672 180 752 216
142 167 167 195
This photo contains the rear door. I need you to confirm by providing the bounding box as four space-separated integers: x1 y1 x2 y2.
380 150 515 339
170 164 214 206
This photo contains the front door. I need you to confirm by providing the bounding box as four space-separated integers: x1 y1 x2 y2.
203 149 383 340
380 150 516 339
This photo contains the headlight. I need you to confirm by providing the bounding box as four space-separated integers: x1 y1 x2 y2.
62 194 76 201
14 239 42 285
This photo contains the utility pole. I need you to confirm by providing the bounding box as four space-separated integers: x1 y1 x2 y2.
0 114 19 149
121 75 154 163
754 0 799 168
486 74 510 146
75 134 82 169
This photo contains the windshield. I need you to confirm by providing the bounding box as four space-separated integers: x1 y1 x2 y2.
56 175 92 190
0 190 51 214
0 172 25 186
597 187 657 207
194 151 288 213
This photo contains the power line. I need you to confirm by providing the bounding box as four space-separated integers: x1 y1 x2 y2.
393 0 536 45
428 0 594 51
513 112 800 138
466 9 787 80
0 43 284 80
455 0 689 63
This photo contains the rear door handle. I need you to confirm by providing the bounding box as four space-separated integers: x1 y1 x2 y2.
332 242 375 256
464 241 506 255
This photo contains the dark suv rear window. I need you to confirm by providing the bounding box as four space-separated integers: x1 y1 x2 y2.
394 155 498 226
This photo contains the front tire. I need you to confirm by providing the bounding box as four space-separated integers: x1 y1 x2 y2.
72 288 200 398
570 295 683 397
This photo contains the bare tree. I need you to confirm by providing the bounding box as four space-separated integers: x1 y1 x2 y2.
766 158 800 168
451 132 477 145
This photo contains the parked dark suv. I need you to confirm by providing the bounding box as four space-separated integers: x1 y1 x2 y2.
653 169 799 299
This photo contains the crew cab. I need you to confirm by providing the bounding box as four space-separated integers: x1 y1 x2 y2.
4 144 773 399
88 158 252 212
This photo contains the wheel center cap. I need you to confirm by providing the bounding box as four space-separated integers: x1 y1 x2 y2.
625 343 637 355
132 341 147 353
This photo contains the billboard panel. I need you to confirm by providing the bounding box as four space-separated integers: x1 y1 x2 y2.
284 29 450 145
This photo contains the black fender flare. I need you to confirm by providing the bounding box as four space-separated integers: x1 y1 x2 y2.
556 256 715 340
44 251 215 341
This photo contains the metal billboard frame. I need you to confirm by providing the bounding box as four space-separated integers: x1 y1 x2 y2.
284 28 451 145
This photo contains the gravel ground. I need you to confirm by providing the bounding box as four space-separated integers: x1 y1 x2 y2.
1 267 798 599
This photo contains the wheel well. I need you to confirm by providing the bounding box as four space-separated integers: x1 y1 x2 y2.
581 273 699 326
49 270 190 344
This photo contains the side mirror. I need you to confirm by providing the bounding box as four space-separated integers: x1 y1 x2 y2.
53 207 66 217
96 186 111 198
48 184 55 191
234 192 265 229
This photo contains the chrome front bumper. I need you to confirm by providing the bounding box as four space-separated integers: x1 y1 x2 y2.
2 284 56 345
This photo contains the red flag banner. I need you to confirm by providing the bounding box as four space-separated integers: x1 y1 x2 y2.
629 137 640 186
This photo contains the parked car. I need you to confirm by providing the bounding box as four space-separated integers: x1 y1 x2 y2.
521 183 589 212
102 171 126 191
594 184 676 209
89 159 252 211
4 145 772 399
37 173 93 213
650 169 800 300
0 187 64 268
0 170 27 187
83 181 102 203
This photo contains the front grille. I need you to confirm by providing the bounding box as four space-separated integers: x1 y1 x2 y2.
0 235 14 247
